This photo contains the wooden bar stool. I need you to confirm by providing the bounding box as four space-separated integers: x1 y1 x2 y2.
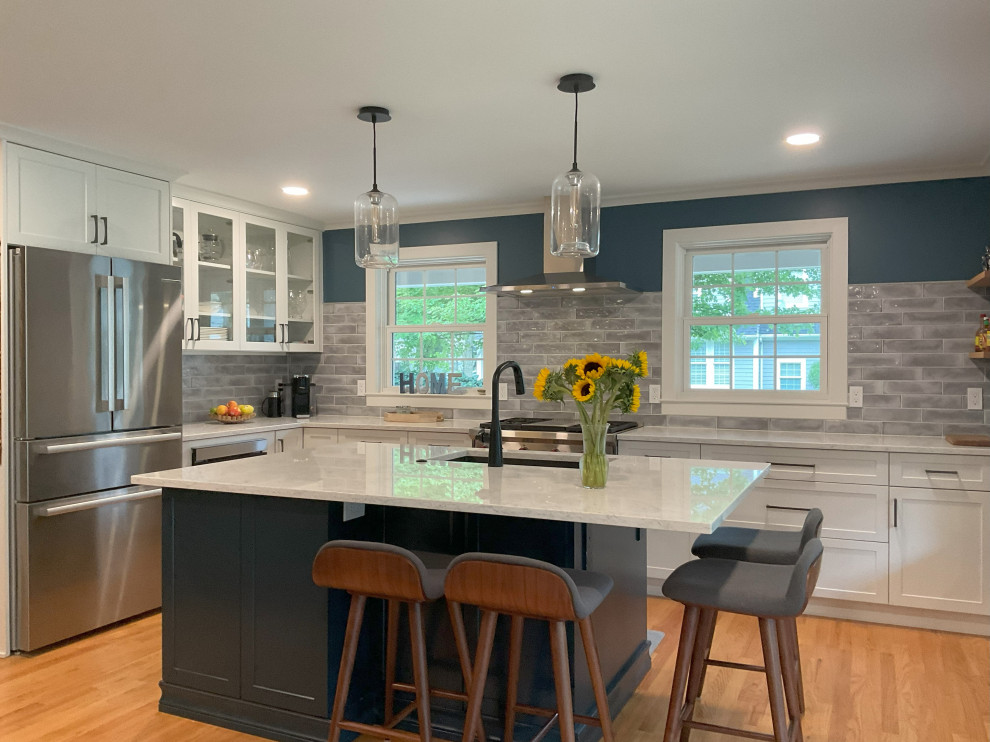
689 508 823 712
312 540 477 742
661 538 824 742
444 552 616 742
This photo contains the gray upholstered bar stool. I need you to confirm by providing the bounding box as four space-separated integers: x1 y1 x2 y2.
444 553 616 742
690 508 823 712
661 538 824 742
312 540 477 742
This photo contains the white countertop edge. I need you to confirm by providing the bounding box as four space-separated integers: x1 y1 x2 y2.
133 446 769 534
180 417 987 456
181 415 486 441
620 426 990 456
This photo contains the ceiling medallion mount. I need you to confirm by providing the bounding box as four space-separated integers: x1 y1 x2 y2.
556 73 596 95
357 105 391 123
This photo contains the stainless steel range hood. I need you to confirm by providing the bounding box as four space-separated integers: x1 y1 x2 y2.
484 201 640 297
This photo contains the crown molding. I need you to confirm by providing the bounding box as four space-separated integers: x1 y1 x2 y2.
601 165 990 208
172 184 325 229
0 123 184 181
322 166 990 231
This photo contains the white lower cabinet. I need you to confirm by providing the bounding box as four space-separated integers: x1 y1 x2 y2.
407 431 472 447
815 538 889 604
647 531 695 582
336 428 407 444
722 479 888 543
303 429 339 448
889 486 990 615
275 427 303 452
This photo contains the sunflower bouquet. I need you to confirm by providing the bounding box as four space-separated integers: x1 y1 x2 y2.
533 351 647 488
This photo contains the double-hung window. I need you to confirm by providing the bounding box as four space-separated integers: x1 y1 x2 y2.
365 242 497 409
661 219 848 419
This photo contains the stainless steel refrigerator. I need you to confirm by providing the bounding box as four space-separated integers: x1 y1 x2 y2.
8 245 183 650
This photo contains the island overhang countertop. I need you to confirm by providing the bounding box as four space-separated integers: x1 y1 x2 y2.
133 442 770 533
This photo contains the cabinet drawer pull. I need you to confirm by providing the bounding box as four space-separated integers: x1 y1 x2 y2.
772 462 816 469
91 214 99 244
893 498 898 528
923 469 959 476
100 216 108 245
765 505 812 513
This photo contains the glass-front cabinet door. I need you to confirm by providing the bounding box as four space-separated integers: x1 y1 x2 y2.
175 199 240 350
242 216 281 351
283 229 319 351
173 198 320 353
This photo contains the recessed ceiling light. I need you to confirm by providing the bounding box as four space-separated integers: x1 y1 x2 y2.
281 186 309 196
572 287 586 292
785 132 821 146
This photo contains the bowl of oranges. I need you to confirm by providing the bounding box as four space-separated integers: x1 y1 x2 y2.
209 400 256 423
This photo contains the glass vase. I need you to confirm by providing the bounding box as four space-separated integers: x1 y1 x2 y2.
580 422 609 489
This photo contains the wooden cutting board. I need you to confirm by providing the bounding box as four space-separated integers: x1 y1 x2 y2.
383 410 445 423
945 434 990 447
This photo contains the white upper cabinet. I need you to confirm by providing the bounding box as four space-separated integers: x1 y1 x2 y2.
174 197 322 354
95 166 170 262
3 142 170 263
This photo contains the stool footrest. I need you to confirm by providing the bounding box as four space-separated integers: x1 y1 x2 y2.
684 717 801 742
706 658 766 673
339 719 425 741
683 718 776 741
513 702 604 728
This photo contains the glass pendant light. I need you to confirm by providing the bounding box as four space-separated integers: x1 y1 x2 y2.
354 106 399 269
550 73 601 259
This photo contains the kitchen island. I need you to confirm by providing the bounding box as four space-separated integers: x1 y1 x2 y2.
134 443 768 742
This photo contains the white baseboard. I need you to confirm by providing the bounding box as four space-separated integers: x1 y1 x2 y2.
647 578 990 636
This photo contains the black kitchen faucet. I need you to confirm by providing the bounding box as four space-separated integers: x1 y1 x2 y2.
488 361 526 467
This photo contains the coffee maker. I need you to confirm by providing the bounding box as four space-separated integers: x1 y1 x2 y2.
291 375 311 418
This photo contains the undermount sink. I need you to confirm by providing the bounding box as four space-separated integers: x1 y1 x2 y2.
430 453 580 469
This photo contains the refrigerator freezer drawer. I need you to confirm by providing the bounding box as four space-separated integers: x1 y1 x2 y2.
13 427 181 503
15 485 163 651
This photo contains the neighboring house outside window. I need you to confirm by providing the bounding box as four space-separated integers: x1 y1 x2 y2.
661 219 848 419
365 242 497 410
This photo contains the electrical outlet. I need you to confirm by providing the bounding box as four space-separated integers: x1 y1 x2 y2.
648 385 661 404
848 386 863 408
968 387 983 410
499 383 508 401
356 379 366 396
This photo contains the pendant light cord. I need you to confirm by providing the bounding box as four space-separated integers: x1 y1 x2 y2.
572 88 579 171
371 116 379 191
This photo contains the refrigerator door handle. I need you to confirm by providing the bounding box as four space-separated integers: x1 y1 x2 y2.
96 274 114 413
113 275 128 410
36 488 163 517
38 431 182 454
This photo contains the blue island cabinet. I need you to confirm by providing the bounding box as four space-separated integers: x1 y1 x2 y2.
159 489 650 742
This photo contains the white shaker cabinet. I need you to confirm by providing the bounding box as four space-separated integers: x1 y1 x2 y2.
174 198 322 353
4 143 169 263
888 486 990 615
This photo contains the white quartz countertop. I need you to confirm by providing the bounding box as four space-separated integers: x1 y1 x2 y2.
181 415 485 441
133 443 770 533
621 426 990 456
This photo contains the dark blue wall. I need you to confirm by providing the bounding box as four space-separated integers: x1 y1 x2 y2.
325 177 990 302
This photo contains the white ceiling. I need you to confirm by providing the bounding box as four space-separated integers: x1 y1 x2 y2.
1 1 988 228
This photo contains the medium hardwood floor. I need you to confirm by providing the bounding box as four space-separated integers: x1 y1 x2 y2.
0 600 986 741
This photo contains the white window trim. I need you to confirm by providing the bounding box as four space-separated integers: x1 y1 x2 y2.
365 242 498 410
661 218 848 420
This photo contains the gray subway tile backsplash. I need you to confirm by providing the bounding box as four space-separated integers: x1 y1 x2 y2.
184 280 989 436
